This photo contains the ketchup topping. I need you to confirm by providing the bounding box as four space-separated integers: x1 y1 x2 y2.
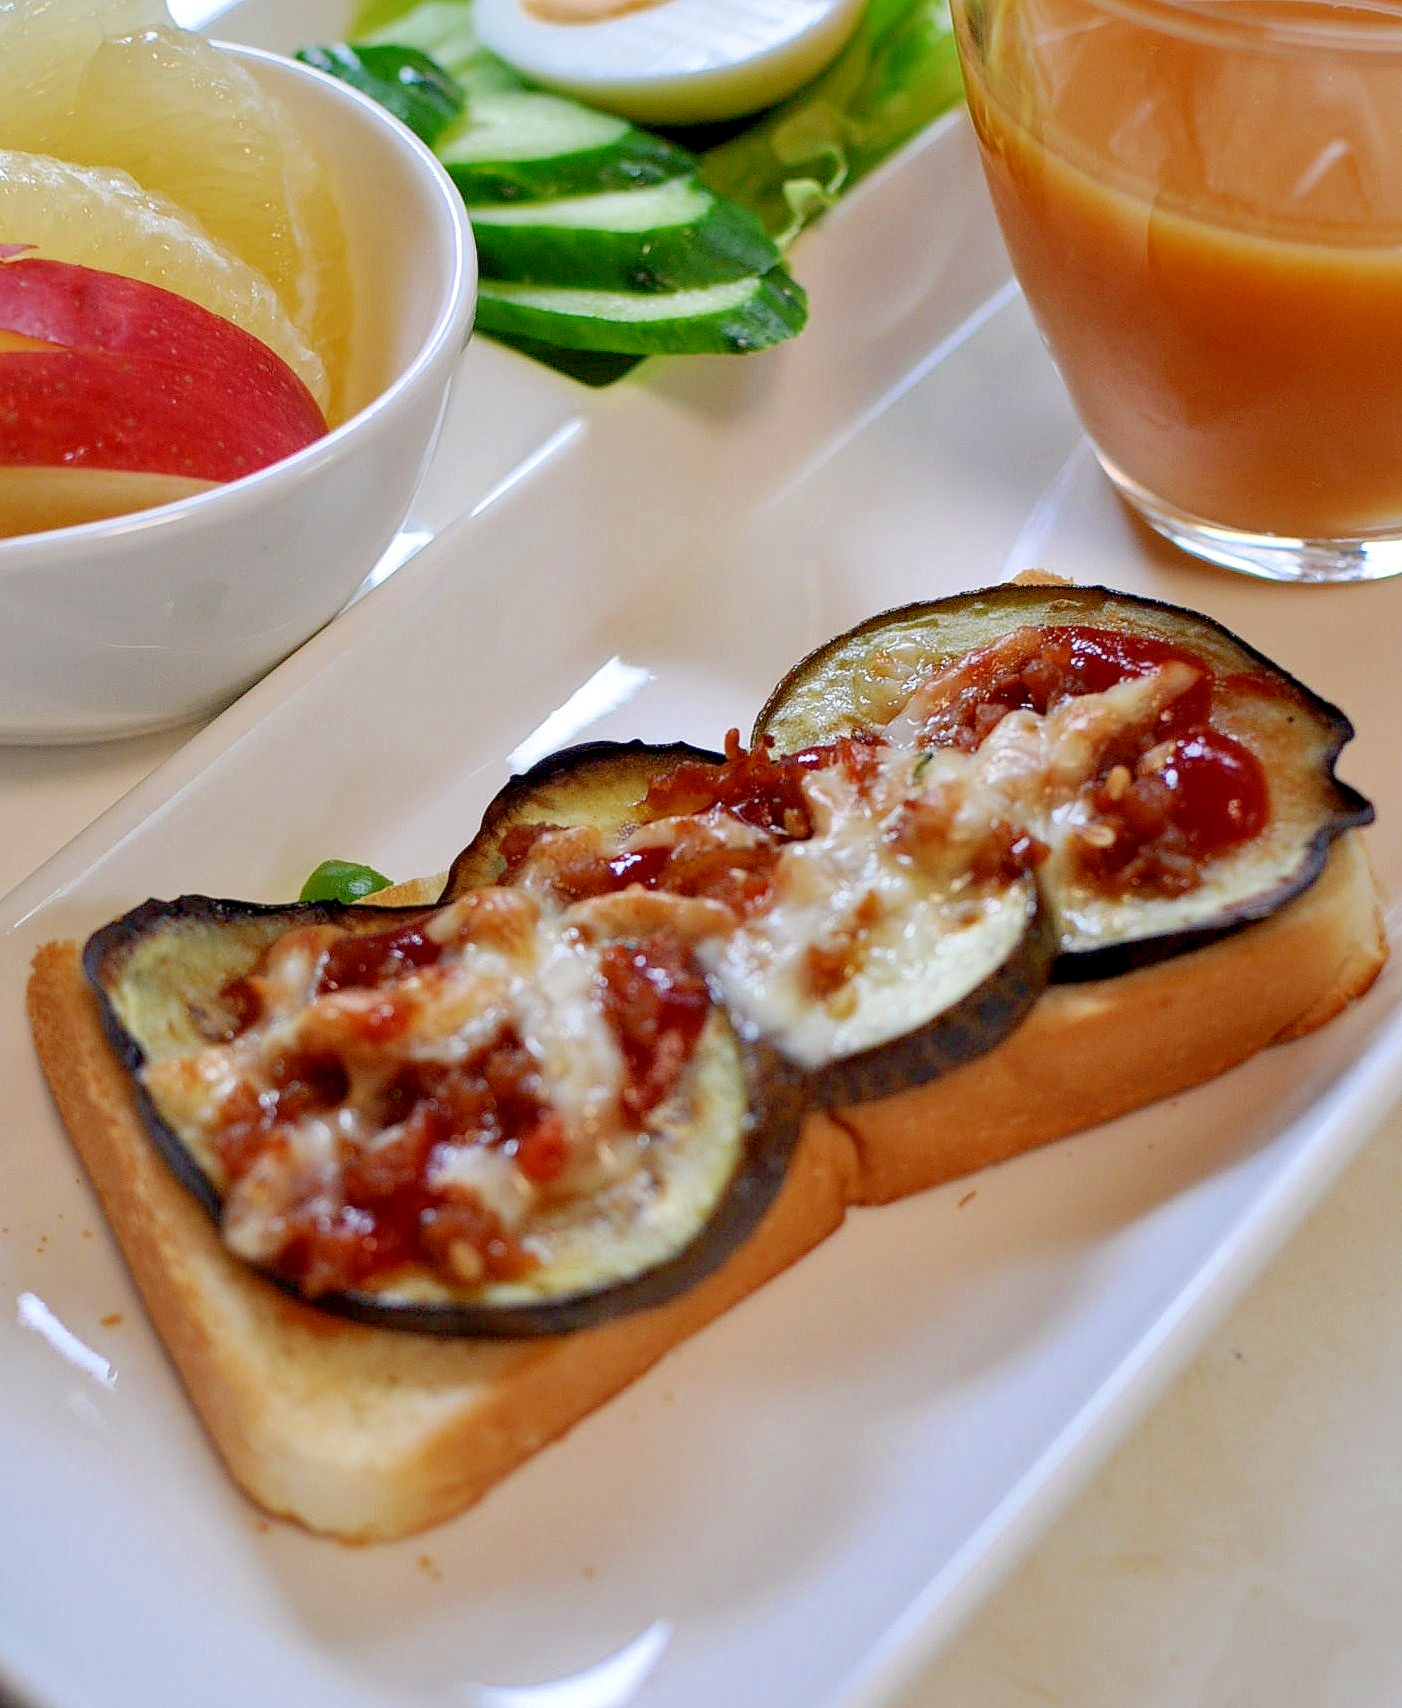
908 624 1270 891
643 729 813 835
604 844 674 890
598 934 711 1124
504 731 889 917
499 823 781 916
919 625 1214 750
219 973 263 1036
212 932 713 1298
1155 728 1270 856
1080 727 1270 893
316 917 442 993
642 728 881 838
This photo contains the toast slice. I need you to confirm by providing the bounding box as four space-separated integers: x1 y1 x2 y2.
26 829 1385 1541
28 934 857 1541
818 829 1386 1204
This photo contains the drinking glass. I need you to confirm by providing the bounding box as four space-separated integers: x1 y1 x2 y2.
951 0 1402 582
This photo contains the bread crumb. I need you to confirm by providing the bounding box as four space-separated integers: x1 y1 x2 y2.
958 1190 977 1208
1009 567 1073 588
417 1554 442 1582
100 1312 123 1329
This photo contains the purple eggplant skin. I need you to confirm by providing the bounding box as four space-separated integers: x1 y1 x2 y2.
83 892 807 1339
450 738 1056 1109
84 894 395 1229
441 738 726 898
753 584 1375 981
810 893 1054 1108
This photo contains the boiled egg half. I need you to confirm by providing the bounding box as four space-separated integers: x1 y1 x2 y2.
474 0 869 126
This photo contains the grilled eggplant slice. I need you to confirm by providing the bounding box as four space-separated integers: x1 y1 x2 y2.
443 739 725 895
84 892 804 1337
755 586 1373 979
449 738 1054 1106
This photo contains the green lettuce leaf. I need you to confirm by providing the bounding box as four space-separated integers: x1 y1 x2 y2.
700 0 963 247
298 858 393 903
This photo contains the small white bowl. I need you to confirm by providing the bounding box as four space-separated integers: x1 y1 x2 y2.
0 44 477 743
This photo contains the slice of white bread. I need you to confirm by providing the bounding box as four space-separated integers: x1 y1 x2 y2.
26 829 1384 1542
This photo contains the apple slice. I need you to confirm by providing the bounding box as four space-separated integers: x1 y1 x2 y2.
0 347 325 480
0 327 61 353
0 465 215 538
0 254 328 528
0 257 325 409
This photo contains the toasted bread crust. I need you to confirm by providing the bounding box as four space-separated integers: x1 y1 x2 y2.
26 831 1385 1540
820 831 1385 1204
27 944 856 1540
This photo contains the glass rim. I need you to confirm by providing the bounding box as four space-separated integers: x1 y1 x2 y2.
1058 0 1402 54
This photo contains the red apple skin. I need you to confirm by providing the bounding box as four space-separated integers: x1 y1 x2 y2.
0 347 327 482
0 256 327 483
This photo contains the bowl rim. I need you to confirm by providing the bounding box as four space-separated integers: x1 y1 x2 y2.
0 39 478 570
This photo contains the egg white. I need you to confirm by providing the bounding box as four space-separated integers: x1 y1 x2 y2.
475 0 868 127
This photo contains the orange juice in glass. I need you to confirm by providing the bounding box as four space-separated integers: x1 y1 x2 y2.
952 0 1402 581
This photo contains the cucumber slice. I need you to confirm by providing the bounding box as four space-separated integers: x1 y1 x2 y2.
335 5 810 372
468 177 782 291
475 269 807 355
448 91 626 158
439 94 695 203
488 335 640 387
358 0 515 91
296 43 463 146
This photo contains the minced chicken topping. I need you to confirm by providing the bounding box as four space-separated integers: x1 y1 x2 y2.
140 624 1269 1299
143 888 711 1297
499 626 1267 1064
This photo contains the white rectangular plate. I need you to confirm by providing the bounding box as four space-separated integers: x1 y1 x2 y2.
2 14 1400 1707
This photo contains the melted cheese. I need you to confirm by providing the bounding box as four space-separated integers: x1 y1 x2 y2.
515 926 625 1148
699 749 1029 1068
142 904 639 1271
636 662 1206 1068
626 807 771 855
498 659 1210 1075
427 1141 536 1231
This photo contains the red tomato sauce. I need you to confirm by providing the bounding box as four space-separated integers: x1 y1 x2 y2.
917 625 1269 889
499 730 886 918
598 934 712 1125
212 928 712 1298
642 727 881 835
501 827 782 919
315 916 442 993
918 625 1213 748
